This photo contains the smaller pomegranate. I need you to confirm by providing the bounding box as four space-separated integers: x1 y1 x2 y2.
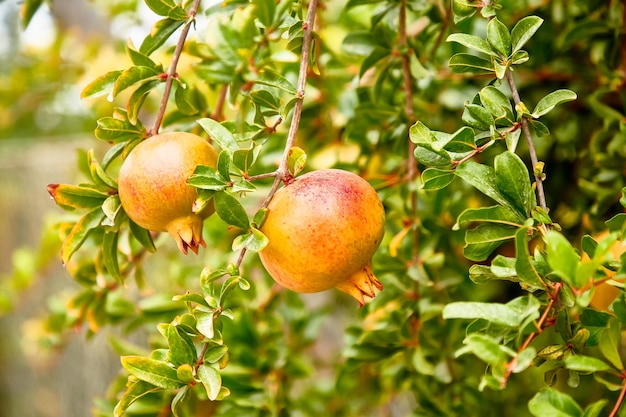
259 169 385 306
117 132 218 254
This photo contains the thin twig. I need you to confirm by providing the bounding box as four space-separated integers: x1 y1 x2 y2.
505 72 547 210
609 377 626 417
150 0 202 135
399 0 420 269
211 84 229 122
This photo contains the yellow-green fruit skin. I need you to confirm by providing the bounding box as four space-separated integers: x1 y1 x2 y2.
259 169 385 305
118 132 218 254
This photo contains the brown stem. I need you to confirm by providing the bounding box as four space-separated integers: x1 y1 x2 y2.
609 376 626 417
150 0 202 136
236 0 319 270
505 72 547 210
399 0 420 268
211 84 229 122
259 0 319 210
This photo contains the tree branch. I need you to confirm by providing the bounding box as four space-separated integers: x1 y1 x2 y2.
150 0 202 136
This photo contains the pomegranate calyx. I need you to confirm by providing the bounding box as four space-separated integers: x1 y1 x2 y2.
335 263 383 307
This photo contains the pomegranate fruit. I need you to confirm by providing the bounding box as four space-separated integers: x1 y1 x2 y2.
118 132 218 254
259 169 385 306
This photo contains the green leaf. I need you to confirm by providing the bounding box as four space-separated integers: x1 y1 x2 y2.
95 117 145 143
455 333 510 367
582 400 608 417
464 223 518 261
250 89 280 110
87 150 118 189
287 146 307 177
494 151 535 217
174 83 199 116
451 0 477 23
126 40 160 69
463 104 494 130
479 86 514 121
511 16 544 54
166 325 197 367
512 347 537 373
443 301 522 327
102 230 121 283
255 69 297 95
128 80 161 125
515 227 546 289
448 53 494 75
564 355 611 373
232 228 269 252
421 168 455 190
197 118 239 152
47 183 110 210
129 219 156 252
140 18 185 56
145 0 176 16
171 385 189 417
545 231 582 288
598 318 623 370
196 311 215 339
113 379 162 417
61 207 106 264
532 90 578 118
113 66 160 98
120 356 183 389
455 161 518 213
455 205 525 229
203 344 229 364
486 17 512 57
217 150 231 182
443 126 476 153
446 33 497 57
19 0 44 29
213 192 250 230
188 166 228 191
198 364 222 401
81 70 123 100
529 388 584 417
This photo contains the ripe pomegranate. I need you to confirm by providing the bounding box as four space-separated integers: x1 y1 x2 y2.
259 169 385 306
118 132 218 254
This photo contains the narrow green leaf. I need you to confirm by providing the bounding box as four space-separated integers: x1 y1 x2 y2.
511 16 544 54
174 83 199 116
598 318 623 370
532 89 577 118
61 207 106 264
197 118 239 152
443 301 522 327
414 144 453 168
217 150 231 182
486 17 512 57
564 355 611 373
47 183 109 210
198 364 222 401
102 230 121 283
515 227 545 289
128 80 161 125
582 400 608 417
443 126 476 153
213 192 250 229
87 150 118 189
113 379 162 417
421 168 455 190
129 218 157 252
140 18 185 56
456 333 510 366
448 53 494 75
528 388 584 417
494 151 535 217
113 66 160 98
451 0 477 23
95 117 145 143
188 166 228 191
81 70 123 100
171 385 189 417
255 69 297 95
19 0 44 29
546 231 582 288
447 33 497 57
250 89 281 110
121 356 183 389
126 39 160 69
287 146 307 177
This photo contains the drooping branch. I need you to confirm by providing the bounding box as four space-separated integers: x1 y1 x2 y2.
150 0 203 136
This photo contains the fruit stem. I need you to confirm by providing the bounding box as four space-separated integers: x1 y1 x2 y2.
259 0 319 210
150 0 202 136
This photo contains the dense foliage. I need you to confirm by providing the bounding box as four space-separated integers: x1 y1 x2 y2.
7 0 626 416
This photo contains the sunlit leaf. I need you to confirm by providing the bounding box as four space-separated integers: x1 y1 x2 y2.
113 379 162 417
121 356 183 389
528 388 583 417
532 89 577 118
511 16 544 54
61 207 106 264
140 18 185 56
81 70 123 100
446 33 497 57
486 17 511 57
198 364 222 401
213 192 250 230
197 118 239 152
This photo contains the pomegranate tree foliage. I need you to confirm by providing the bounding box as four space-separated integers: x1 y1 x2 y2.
17 0 626 415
